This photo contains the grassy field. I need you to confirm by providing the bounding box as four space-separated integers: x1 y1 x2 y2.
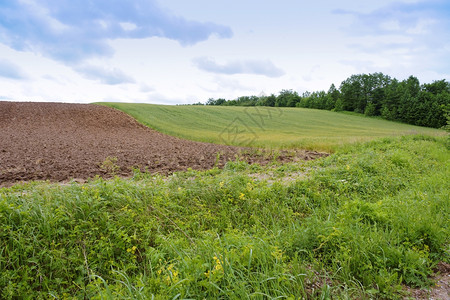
98 103 444 151
1 135 449 299
1 103 448 298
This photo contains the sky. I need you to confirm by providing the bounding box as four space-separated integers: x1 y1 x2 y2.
0 0 449 104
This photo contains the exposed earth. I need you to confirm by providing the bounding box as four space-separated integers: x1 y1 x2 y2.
404 262 450 300
0 101 327 187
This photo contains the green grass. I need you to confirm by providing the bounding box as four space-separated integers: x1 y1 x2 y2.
98 103 444 151
1 135 449 299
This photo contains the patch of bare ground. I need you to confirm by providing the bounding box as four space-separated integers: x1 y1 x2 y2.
0 101 327 187
404 262 450 300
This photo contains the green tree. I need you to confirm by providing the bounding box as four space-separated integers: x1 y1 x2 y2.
381 79 400 120
276 89 300 107
264 94 277 107
309 91 327 109
206 98 227 105
326 84 340 110
339 75 362 111
297 91 311 108
397 76 421 124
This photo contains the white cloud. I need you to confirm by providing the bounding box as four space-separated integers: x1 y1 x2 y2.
0 0 233 64
380 20 401 31
335 1 450 80
406 19 436 34
0 59 28 79
74 65 135 85
139 83 154 93
120 22 138 32
193 57 285 78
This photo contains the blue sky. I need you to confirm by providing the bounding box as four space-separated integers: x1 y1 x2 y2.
0 0 449 104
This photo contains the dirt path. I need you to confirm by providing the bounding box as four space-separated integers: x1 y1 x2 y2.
0 102 327 186
404 262 450 299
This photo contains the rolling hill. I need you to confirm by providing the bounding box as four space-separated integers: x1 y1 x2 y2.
99 103 445 151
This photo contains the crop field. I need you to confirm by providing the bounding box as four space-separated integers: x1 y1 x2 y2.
0 102 449 299
99 103 444 151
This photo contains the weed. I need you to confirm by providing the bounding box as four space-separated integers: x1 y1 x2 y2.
100 156 120 176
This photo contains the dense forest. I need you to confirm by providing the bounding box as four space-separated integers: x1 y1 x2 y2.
199 73 450 129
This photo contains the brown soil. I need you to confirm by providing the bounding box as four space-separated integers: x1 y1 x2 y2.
0 101 327 187
404 262 450 300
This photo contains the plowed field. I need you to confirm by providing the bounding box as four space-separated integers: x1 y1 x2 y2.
0 102 326 186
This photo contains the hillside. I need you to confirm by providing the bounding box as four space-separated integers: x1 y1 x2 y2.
99 103 444 151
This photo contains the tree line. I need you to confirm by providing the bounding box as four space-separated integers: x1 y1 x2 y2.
200 72 450 129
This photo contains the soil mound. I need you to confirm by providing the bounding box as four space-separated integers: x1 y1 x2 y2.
0 102 327 186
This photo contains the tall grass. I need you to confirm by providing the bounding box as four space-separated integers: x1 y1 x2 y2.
1 135 448 298
98 103 444 152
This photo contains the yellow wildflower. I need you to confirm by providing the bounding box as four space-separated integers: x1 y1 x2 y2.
126 245 137 254
205 255 224 278
271 246 283 260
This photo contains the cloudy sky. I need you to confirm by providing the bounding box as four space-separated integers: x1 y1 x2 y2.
0 0 449 104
